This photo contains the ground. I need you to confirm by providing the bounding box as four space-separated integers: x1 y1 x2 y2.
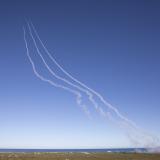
0 152 160 160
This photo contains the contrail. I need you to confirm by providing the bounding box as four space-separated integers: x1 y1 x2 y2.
23 27 91 118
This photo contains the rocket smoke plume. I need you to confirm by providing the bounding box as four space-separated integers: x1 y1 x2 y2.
23 27 91 118
23 22 159 150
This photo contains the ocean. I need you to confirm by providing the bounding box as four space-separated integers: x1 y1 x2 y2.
0 148 147 153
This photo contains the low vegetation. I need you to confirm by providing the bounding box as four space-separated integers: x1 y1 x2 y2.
0 152 160 160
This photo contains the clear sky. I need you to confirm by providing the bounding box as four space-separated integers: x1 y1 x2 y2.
0 0 160 149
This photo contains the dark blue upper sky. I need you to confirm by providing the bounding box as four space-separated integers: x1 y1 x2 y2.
0 0 160 148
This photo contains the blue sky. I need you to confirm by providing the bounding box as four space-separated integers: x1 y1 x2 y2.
0 0 160 148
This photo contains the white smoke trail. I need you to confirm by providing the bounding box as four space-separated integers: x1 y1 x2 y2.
25 22 160 148
23 27 91 118
29 21 137 128
27 22 104 115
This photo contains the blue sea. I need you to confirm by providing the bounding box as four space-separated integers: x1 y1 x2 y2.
0 148 147 153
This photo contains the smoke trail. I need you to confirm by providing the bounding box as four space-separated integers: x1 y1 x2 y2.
29 21 137 128
27 22 105 116
25 22 159 148
23 27 91 118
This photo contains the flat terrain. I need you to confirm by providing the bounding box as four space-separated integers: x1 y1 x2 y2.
0 152 160 160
